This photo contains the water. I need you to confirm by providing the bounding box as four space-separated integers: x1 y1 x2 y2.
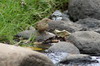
57 56 100 66
44 52 100 66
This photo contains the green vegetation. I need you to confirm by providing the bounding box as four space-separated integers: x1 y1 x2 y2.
0 0 69 44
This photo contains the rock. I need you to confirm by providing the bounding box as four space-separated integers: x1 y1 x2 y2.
60 54 97 64
62 16 69 21
76 18 100 31
68 31 100 55
0 43 54 66
68 0 100 21
62 10 70 21
49 10 70 21
63 10 69 18
48 20 83 33
46 42 80 54
15 27 55 42
50 10 63 21
36 31 55 42
15 27 38 39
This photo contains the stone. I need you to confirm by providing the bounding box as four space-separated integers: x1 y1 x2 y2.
48 20 83 33
46 41 80 54
36 31 55 42
68 31 100 55
49 10 71 21
60 54 96 63
15 27 38 39
76 18 100 31
63 10 69 18
15 28 55 42
50 10 63 21
0 43 54 66
68 0 100 21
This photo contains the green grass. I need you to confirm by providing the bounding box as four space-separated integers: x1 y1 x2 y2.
0 0 69 44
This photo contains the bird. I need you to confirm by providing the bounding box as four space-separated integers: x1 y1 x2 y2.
35 18 52 32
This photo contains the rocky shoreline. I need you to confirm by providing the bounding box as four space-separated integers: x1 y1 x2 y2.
1 0 100 66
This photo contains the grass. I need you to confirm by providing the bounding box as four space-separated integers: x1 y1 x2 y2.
0 0 69 45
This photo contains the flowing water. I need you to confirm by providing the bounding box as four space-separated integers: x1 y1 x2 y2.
44 52 100 66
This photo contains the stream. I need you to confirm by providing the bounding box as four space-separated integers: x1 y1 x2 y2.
57 56 100 66
44 52 100 66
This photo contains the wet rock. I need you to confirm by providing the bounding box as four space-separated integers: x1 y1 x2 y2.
60 54 96 64
68 0 100 21
0 43 54 66
59 54 99 66
76 18 100 31
46 42 80 54
48 20 83 33
68 31 100 55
